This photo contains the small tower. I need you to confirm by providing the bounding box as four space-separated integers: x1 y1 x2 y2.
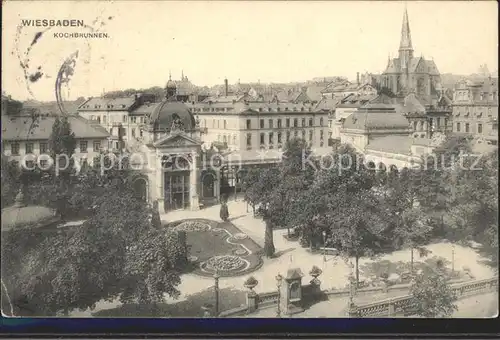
166 72 177 99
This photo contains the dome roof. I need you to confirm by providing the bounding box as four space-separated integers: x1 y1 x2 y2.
149 101 195 131
1 190 59 232
166 79 176 89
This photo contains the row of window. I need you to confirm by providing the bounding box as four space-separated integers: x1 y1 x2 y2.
251 117 324 130
202 117 325 130
192 106 314 113
8 141 102 155
89 115 146 124
246 130 325 149
455 122 483 134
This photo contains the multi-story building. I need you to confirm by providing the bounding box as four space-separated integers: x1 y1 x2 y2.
76 78 330 212
452 78 498 146
2 114 110 169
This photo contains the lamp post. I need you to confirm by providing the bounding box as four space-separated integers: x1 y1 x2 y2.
213 271 220 317
322 231 327 262
276 274 283 318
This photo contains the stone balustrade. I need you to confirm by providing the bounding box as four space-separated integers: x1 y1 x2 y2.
351 277 498 317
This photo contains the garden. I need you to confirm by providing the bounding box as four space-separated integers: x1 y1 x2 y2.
167 219 263 277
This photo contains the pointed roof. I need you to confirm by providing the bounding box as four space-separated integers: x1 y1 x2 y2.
399 8 413 51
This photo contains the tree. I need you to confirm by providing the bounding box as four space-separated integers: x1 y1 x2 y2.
410 271 458 317
242 167 262 216
1 162 185 316
394 208 433 273
444 150 498 267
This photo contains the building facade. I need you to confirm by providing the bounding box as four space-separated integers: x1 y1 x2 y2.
452 78 498 146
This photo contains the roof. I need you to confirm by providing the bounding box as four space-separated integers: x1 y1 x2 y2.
365 135 413 155
1 190 60 232
315 97 339 111
21 99 86 115
149 100 195 131
1 115 110 141
401 93 426 114
343 107 409 130
78 96 137 111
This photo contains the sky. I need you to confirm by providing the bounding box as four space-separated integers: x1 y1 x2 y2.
2 0 498 101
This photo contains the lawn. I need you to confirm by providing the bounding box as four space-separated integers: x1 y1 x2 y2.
167 219 263 277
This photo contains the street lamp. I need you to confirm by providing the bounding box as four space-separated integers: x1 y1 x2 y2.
213 271 220 317
322 231 327 262
276 274 283 317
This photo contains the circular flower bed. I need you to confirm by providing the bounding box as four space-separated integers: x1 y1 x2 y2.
232 233 248 240
174 221 210 233
204 255 247 272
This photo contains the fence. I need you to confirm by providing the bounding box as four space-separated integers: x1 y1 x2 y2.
352 277 498 317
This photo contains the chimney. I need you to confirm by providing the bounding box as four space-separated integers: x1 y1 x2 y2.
357 72 360 85
224 78 229 96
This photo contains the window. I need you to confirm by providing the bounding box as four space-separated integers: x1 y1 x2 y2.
269 132 274 148
93 141 101 152
223 135 227 144
122 128 126 136
11 143 19 155
302 118 306 127
26 142 34 154
39 159 48 169
320 130 324 140
436 118 441 128
301 130 306 140
246 133 252 149
80 141 88 153
25 160 35 169
478 123 483 134
465 123 470 133
456 122 461 132
269 119 273 129
278 132 282 144
260 119 264 129
132 128 136 137
233 135 237 145
246 119 251 129
320 130 324 147
309 118 313 127
277 119 282 128
309 130 313 141
260 133 265 146
413 121 418 131
320 118 324 126
110 127 114 135
131 117 137 123
286 118 290 128
103 115 107 123
294 118 298 127
224 120 227 129
123 115 127 123
39 142 48 154
140 129 143 137
286 131 291 141
294 130 299 138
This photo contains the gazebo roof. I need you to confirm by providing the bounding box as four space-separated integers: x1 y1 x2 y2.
1 189 60 233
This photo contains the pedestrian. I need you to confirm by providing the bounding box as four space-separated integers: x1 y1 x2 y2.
220 194 229 222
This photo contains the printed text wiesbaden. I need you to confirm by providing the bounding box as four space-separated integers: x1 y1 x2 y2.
21 19 84 27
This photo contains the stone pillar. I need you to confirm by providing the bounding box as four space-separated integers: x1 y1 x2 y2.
388 303 395 317
246 291 258 313
156 154 166 214
190 151 199 211
215 168 221 202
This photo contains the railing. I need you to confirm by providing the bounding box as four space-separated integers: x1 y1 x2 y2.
353 277 498 317
257 291 279 308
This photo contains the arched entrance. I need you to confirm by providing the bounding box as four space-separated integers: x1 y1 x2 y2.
201 171 216 199
133 177 148 202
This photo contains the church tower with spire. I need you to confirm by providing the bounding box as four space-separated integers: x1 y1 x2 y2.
381 7 442 104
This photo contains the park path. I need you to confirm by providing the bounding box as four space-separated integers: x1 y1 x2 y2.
69 200 495 317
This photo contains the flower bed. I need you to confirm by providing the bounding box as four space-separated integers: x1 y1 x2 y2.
174 221 211 233
232 233 248 240
203 255 248 273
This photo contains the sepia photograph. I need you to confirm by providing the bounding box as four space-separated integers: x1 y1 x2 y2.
1 0 498 323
